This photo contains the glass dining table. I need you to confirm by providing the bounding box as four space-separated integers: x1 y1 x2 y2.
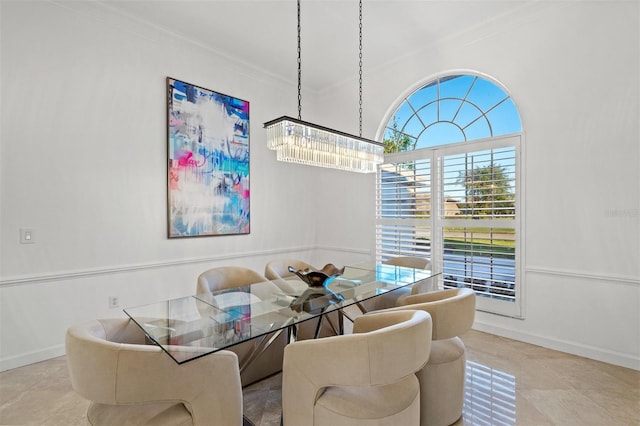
123 262 439 365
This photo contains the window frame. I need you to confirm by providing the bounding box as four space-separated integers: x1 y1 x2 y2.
378 133 522 318
376 72 524 318
436 135 522 317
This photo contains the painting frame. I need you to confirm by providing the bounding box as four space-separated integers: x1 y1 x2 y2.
166 77 250 238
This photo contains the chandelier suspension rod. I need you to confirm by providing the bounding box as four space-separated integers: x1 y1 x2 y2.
359 0 363 137
297 0 302 120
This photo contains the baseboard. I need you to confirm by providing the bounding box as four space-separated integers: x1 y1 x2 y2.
1 345 66 372
473 321 640 371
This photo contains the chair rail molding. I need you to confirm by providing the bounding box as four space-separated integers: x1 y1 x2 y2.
0 246 318 288
525 265 640 287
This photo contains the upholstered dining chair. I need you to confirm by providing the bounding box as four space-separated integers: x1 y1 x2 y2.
281 309 433 426
196 266 288 386
383 288 476 426
264 258 340 339
363 255 433 311
264 258 316 295
66 318 243 426
197 266 269 296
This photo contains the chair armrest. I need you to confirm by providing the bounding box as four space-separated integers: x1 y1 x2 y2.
272 277 308 295
285 310 430 388
390 289 476 340
284 333 372 386
283 333 376 425
115 347 242 426
399 288 458 305
352 309 418 333
409 276 437 295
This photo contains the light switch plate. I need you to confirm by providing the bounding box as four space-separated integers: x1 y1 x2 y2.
20 228 35 244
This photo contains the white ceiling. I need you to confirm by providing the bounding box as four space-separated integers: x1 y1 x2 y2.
94 0 535 93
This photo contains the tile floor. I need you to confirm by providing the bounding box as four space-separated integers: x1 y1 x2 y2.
1 330 638 425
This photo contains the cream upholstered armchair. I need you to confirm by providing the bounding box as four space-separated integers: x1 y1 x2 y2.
197 266 268 295
65 318 243 426
363 256 433 311
264 258 340 339
264 258 315 295
384 256 434 300
282 309 433 426
197 266 288 386
386 288 476 426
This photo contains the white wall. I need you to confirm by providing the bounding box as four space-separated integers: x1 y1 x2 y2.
1 0 638 372
0 0 372 371
314 1 640 370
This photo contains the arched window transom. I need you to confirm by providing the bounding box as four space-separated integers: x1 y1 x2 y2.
383 74 521 152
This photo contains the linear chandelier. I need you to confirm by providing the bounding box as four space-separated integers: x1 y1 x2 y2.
264 0 384 173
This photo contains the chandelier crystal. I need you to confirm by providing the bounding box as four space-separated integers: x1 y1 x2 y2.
265 116 383 173
264 0 383 173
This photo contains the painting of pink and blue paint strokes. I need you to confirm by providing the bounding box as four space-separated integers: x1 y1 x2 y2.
167 77 250 238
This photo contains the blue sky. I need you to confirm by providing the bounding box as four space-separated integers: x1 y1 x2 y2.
385 74 522 149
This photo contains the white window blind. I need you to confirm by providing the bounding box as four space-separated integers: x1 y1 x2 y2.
376 159 431 261
377 135 521 317
439 145 517 304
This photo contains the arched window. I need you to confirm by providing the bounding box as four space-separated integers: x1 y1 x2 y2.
377 73 523 317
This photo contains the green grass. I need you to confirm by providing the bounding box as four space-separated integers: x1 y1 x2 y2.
444 239 515 258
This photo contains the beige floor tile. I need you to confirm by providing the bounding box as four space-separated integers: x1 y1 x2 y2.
1 330 639 426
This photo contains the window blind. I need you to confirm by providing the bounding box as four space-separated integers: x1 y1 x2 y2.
439 146 517 302
376 135 521 317
376 159 431 261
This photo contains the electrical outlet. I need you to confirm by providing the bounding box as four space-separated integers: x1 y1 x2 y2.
109 296 119 309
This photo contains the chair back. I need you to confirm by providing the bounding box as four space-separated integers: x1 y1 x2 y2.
194 267 287 386
197 266 266 295
264 258 315 280
284 309 432 388
282 309 432 425
66 318 244 425
66 319 149 404
398 288 476 340
383 256 431 270
353 309 433 385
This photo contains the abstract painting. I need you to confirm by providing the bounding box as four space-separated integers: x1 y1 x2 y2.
167 77 250 238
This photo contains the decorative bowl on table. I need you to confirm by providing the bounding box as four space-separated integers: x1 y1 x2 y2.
288 263 345 288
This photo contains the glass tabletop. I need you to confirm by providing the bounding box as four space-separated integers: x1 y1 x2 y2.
124 262 438 364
